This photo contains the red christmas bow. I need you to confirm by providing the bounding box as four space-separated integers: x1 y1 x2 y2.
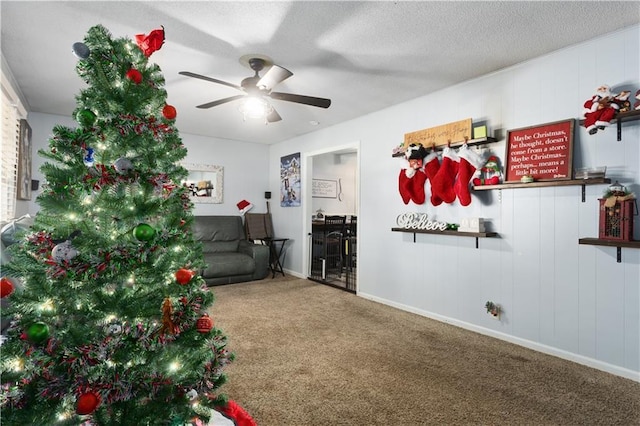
135 26 165 57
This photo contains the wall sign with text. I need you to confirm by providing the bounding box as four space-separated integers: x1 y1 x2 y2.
312 179 337 198
504 119 575 182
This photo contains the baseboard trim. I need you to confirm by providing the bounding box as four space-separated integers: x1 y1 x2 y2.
357 291 640 383
284 269 305 279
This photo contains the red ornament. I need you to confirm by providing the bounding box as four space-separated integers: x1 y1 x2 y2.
76 392 100 415
196 314 213 333
135 26 165 57
162 104 177 120
175 268 194 285
126 69 143 84
1 277 15 298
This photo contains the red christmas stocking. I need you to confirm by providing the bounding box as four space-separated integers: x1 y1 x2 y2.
454 144 485 206
423 150 442 206
410 169 428 205
398 169 412 204
430 147 459 204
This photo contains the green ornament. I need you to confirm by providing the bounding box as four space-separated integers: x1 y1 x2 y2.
27 322 50 344
133 223 156 241
76 109 96 128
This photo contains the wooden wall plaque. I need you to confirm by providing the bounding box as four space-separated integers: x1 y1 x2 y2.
504 119 575 182
404 118 473 149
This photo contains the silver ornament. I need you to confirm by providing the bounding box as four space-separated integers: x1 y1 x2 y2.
114 158 134 174
72 42 90 59
107 323 123 335
52 240 78 262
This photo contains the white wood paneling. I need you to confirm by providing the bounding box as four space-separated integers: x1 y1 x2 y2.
261 26 640 379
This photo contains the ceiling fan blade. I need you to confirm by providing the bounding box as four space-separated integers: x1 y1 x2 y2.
257 65 293 91
179 71 242 91
269 92 331 108
196 95 246 109
266 107 282 123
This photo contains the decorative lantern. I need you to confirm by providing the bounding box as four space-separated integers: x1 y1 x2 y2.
598 181 637 241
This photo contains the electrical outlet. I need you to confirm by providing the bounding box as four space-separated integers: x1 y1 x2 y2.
485 301 501 320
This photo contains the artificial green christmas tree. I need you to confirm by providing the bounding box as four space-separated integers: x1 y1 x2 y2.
0 25 240 425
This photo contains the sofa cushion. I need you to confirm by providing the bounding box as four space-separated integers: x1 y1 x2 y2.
202 252 256 278
193 216 243 242
202 240 240 253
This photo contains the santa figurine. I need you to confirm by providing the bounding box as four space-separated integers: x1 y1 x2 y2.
582 84 620 135
472 155 502 186
613 90 632 113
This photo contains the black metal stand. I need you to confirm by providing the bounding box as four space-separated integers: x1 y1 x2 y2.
265 237 288 278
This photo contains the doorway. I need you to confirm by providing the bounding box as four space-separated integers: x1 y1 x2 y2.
302 142 359 293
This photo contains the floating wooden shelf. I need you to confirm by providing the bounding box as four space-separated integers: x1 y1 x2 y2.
391 227 498 248
578 109 640 141
473 178 611 202
579 238 640 263
392 136 498 157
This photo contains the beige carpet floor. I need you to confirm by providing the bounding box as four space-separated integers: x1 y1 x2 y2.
209 276 640 426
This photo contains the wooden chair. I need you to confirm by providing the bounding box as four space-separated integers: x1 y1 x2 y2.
244 213 274 241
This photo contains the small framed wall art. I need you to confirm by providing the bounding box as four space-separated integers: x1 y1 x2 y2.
181 163 224 203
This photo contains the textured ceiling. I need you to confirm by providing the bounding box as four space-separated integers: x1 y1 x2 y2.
2 1 639 145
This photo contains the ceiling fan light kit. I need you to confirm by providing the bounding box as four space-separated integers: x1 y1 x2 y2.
238 96 273 122
180 55 331 123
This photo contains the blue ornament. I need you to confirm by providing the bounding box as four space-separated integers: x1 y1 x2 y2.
83 147 95 167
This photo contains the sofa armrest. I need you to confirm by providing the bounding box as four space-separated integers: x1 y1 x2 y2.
238 239 268 261
238 240 270 279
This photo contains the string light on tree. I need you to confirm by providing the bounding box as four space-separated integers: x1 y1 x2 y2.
169 360 182 372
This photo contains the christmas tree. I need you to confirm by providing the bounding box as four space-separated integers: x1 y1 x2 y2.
1 25 235 425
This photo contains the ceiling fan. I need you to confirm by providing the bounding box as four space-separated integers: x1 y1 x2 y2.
179 56 331 123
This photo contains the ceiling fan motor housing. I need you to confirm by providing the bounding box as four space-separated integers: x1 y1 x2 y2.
248 58 266 72
242 58 269 94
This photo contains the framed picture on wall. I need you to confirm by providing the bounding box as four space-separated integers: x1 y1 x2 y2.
181 163 224 203
312 179 337 198
280 152 301 207
17 119 32 200
504 119 575 182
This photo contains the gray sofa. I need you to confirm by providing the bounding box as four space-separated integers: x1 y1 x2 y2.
192 216 270 285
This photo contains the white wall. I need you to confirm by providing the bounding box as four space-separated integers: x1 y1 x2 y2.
19 112 271 218
270 25 640 380
311 151 357 216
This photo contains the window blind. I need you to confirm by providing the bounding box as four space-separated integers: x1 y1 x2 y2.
1 87 21 222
